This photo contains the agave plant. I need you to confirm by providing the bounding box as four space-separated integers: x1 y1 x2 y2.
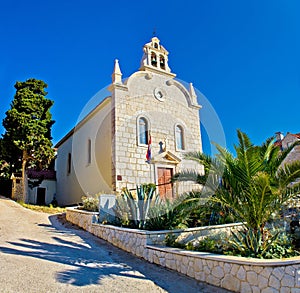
229 228 299 259
120 184 158 229
229 229 279 258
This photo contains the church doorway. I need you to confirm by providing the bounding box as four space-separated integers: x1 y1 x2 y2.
157 167 173 199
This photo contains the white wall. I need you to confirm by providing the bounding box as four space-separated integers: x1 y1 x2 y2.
28 179 57 205
56 99 112 206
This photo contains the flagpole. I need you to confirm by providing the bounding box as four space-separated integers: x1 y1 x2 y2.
149 160 152 183
146 130 152 183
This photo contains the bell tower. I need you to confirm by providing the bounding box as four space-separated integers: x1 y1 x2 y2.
140 37 176 78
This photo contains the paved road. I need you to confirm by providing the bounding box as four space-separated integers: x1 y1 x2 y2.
0 196 231 293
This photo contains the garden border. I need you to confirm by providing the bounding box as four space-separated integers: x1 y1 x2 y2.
66 207 300 292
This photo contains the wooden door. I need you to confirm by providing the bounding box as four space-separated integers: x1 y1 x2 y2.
157 167 173 199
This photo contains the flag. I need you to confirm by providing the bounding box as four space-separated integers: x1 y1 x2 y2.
146 133 152 162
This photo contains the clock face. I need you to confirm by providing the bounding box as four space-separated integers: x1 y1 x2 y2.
154 87 166 101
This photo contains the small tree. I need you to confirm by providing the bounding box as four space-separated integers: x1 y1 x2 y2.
174 130 300 235
2 78 55 200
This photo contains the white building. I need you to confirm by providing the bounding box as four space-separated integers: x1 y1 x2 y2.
55 37 203 206
11 170 56 205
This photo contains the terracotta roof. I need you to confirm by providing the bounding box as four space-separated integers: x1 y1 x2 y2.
274 140 282 147
291 133 300 139
274 132 300 147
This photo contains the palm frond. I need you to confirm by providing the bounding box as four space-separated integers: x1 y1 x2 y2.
276 161 300 189
172 170 204 183
234 130 253 159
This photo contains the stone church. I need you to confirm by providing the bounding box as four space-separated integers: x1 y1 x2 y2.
55 37 203 206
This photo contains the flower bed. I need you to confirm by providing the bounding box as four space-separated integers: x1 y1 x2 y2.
66 207 300 292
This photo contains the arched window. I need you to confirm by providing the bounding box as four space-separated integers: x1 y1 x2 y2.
138 117 149 145
175 125 184 150
151 52 157 67
159 55 165 70
154 42 158 49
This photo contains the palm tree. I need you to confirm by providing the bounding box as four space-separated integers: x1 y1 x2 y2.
174 130 300 235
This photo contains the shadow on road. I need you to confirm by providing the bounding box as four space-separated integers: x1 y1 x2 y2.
0 237 146 287
0 212 231 292
0 213 154 287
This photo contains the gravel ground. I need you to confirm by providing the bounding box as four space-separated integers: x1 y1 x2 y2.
0 196 231 293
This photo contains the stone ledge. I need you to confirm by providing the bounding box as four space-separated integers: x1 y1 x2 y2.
66 207 98 215
146 245 300 267
91 223 148 235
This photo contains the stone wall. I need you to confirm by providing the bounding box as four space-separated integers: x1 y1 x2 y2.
11 176 24 202
111 71 203 193
66 207 98 233
66 207 300 292
146 246 300 292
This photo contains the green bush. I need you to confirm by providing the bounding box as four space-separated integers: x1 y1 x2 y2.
164 228 299 259
188 237 219 253
165 232 230 254
227 228 299 259
264 233 300 259
165 233 186 249
145 197 190 231
169 191 236 228
81 193 99 212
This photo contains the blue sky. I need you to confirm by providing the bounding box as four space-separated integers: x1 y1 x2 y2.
0 1 299 154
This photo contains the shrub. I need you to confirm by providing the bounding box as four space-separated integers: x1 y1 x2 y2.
178 191 236 227
227 228 300 259
81 193 99 212
145 196 191 230
188 237 219 253
165 232 231 254
164 227 299 259
264 233 300 259
165 233 186 249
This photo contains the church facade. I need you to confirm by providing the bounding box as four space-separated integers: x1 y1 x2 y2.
55 37 203 206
